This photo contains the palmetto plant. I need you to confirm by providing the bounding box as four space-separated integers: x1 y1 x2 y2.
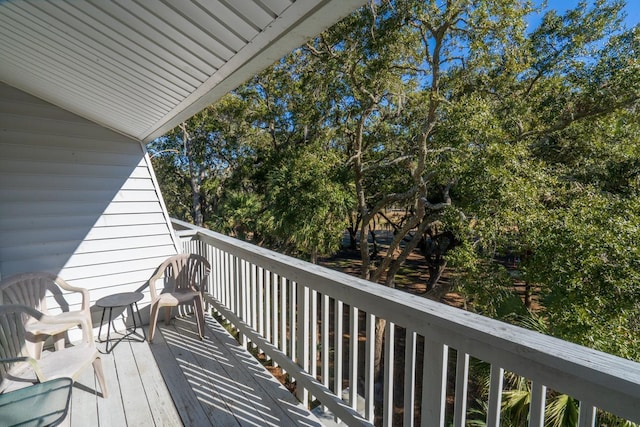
466 377 637 427
465 312 638 427
545 394 579 427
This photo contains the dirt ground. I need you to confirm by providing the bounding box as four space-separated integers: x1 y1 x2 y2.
320 226 539 311
319 229 466 308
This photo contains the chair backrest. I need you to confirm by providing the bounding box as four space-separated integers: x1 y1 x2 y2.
0 305 41 382
148 254 211 297
0 273 75 316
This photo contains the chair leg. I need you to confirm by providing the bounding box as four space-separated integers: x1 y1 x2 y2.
26 340 44 360
193 297 205 340
164 306 172 325
148 302 160 343
53 332 66 351
93 357 108 398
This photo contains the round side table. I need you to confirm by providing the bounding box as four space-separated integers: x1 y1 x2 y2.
96 292 146 353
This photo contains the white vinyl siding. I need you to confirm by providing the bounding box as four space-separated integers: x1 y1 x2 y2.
0 83 179 309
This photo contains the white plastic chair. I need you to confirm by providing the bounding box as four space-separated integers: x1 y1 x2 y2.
0 304 107 397
0 272 91 359
147 254 210 343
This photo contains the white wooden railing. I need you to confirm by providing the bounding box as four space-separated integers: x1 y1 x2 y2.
172 219 640 426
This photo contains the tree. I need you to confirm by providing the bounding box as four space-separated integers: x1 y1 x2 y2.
264 144 352 263
304 0 537 379
149 94 258 227
447 3 640 361
150 2 640 416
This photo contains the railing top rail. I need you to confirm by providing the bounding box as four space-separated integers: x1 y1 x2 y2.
171 219 640 422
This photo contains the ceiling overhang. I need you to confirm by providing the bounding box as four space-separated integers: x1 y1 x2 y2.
0 0 365 142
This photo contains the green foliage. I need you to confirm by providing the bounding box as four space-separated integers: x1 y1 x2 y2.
263 145 352 261
149 154 192 222
546 394 579 427
148 94 262 226
528 191 640 359
216 191 263 240
149 0 640 381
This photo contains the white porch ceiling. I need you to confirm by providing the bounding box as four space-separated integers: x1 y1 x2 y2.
0 0 365 142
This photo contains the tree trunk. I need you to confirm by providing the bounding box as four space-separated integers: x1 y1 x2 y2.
190 171 203 227
374 317 386 383
347 227 358 250
524 281 532 310
180 122 204 227
359 220 371 280
369 229 378 258
426 260 447 292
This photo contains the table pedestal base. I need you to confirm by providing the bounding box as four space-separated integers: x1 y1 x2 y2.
96 292 146 354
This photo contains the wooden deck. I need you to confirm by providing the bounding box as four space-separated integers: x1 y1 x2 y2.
68 314 324 426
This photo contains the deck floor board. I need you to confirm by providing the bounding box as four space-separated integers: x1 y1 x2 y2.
94 340 127 426
68 313 323 426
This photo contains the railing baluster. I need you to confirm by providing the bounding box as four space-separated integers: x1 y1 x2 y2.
453 351 469 427
321 294 330 412
216 249 222 308
290 279 297 362
364 312 375 422
578 401 596 427
334 299 344 416
403 329 417 427
272 272 279 368
224 251 230 313
201 242 208 310
264 270 272 361
228 254 234 316
221 251 228 312
421 338 447 426
383 321 395 427
349 305 359 411
241 260 248 320
220 249 226 309
207 243 213 310
310 289 318 402
296 284 310 406
216 247 222 303
250 263 257 346
248 261 252 326
257 266 264 352
280 276 287 366
247 261 252 344
239 258 247 347
528 381 546 427
231 255 238 320
211 247 218 303
486 366 504 427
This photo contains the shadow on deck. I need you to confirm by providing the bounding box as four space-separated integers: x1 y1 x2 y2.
69 314 322 426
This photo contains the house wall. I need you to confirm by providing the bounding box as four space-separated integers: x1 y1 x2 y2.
0 82 179 326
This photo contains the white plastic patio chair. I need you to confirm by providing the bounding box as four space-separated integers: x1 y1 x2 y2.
0 272 91 359
0 304 107 397
147 254 210 343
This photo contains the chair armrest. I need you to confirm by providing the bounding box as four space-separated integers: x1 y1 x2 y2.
27 310 83 330
147 263 169 300
147 278 159 300
53 278 91 313
38 312 93 344
0 356 45 383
